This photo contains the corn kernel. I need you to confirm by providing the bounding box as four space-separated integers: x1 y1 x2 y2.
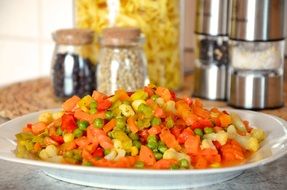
130 146 139 156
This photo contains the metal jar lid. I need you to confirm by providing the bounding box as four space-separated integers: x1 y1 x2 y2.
195 0 229 35
229 0 286 41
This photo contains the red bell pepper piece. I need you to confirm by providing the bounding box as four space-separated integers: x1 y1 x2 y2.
61 114 77 133
50 135 64 144
93 147 104 158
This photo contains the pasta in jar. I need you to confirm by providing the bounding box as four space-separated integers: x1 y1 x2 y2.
75 0 182 89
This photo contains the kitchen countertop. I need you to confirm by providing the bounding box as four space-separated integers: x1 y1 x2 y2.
0 66 287 189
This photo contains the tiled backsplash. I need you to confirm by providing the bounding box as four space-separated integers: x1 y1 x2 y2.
0 0 73 86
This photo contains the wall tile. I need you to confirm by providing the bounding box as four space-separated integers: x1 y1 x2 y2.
0 0 39 38
40 0 74 41
40 42 54 76
0 40 40 86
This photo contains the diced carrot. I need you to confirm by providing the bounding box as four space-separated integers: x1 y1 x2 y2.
155 87 172 101
139 145 156 166
148 125 162 135
194 156 208 169
92 91 107 102
60 141 77 151
154 107 165 118
103 119 116 133
159 128 181 151
62 95 80 111
75 136 90 148
144 86 154 97
200 148 220 164
153 159 178 169
22 123 32 133
219 114 232 128
33 142 42 152
127 117 139 134
74 109 105 124
177 127 194 144
214 126 223 132
89 127 113 149
185 135 200 155
115 89 130 101
193 106 210 119
31 122 47 135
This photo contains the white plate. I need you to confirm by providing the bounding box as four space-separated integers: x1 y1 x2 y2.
0 109 287 189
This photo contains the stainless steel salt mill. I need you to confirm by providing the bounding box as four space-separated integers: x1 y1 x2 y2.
193 0 229 100
228 0 286 109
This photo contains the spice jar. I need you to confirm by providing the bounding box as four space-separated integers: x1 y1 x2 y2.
97 27 148 95
193 0 229 100
228 0 286 109
51 29 96 99
74 0 182 90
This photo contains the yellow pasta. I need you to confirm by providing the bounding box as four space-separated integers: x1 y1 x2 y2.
75 0 182 89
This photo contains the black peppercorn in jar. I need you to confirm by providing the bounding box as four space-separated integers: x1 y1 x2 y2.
51 29 96 99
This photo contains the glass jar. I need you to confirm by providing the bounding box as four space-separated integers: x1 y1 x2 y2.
74 0 182 89
229 40 285 72
195 34 229 66
51 29 96 99
97 27 148 95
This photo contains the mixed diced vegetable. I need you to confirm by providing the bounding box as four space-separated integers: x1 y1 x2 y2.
15 85 266 169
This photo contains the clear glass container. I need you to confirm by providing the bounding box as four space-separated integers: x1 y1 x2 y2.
97 27 148 95
51 29 96 99
195 34 229 66
74 0 182 89
229 40 285 73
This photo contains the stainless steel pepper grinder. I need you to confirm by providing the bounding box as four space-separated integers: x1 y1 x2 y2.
228 0 286 109
193 0 229 100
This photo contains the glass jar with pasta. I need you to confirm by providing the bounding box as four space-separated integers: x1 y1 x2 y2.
74 0 183 89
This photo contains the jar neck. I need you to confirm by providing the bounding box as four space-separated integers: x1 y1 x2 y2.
99 36 144 48
54 44 88 54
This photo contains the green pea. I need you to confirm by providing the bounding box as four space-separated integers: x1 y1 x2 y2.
158 144 168 153
129 133 139 141
90 101 98 109
73 128 83 138
154 152 163 160
83 161 93 166
147 141 158 150
204 127 214 134
179 159 189 169
94 118 104 128
77 120 89 130
133 140 142 149
166 117 174 128
56 127 63 135
122 100 130 105
151 95 159 101
105 111 113 120
138 104 153 118
90 108 97 114
134 161 145 169
170 164 179 170
104 149 111 155
115 118 126 130
147 135 157 143
194 128 203 137
151 117 161 126
64 151 73 158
